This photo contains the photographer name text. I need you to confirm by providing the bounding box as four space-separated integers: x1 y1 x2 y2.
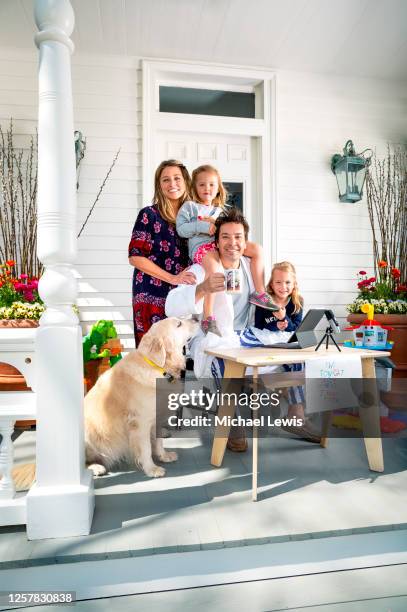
167 415 304 428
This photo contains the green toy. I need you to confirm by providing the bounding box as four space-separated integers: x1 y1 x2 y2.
82 320 122 367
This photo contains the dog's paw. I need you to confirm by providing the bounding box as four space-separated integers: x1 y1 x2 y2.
144 465 166 478
159 451 178 463
88 463 107 477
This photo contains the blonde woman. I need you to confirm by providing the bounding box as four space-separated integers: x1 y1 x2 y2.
128 160 196 346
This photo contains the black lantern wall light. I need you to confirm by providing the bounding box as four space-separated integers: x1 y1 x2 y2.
331 140 372 203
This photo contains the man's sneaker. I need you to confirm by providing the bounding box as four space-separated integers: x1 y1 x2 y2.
226 437 248 452
201 317 222 337
280 421 321 444
249 291 280 311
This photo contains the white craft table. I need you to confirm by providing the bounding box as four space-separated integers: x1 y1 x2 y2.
205 345 390 500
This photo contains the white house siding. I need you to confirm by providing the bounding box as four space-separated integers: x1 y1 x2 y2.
72 55 141 350
276 71 407 326
1 49 407 344
0 49 141 349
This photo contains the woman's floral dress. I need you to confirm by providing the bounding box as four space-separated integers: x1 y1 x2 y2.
128 205 190 346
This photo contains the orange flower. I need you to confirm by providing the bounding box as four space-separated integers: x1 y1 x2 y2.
378 260 387 268
5 260 15 267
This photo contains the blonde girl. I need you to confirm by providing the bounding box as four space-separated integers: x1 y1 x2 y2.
254 261 303 332
176 164 276 336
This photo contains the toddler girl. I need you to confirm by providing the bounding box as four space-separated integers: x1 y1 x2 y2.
254 261 303 332
176 164 277 336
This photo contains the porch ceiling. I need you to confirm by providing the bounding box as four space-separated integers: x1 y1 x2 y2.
2 0 407 81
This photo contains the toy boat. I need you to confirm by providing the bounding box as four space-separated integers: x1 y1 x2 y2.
345 303 394 350
343 340 394 351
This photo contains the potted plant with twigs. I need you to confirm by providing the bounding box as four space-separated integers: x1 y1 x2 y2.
1 119 120 400
0 121 45 403
0 120 45 327
347 145 407 377
0 122 119 324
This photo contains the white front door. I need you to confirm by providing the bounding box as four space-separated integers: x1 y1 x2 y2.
154 130 258 238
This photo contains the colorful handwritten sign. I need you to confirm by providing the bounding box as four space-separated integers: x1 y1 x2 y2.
305 354 362 413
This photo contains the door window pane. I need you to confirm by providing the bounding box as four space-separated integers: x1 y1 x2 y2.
224 182 243 212
159 87 255 119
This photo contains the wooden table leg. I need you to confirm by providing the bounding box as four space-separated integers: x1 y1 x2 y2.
252 367 259 501
320 411 332 448
210 361 246 467
360 357 384 472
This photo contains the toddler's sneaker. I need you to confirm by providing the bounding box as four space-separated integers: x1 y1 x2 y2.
249 291 280 311
201 316 222 337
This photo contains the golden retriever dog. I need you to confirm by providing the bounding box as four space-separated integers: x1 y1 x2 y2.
84 317 198 478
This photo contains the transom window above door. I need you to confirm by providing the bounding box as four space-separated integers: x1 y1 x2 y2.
159 86 255 119
143 59 276 268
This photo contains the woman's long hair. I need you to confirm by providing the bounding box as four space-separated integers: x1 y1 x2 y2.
267 261 303 313
153 159 192 224
191 164 227 208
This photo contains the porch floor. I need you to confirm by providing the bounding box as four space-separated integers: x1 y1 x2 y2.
1 429 407 569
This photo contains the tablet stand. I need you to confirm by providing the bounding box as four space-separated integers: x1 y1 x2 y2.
315 326 341 352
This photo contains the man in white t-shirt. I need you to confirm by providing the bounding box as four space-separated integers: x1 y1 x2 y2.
167 208 253 337
166 208 321 447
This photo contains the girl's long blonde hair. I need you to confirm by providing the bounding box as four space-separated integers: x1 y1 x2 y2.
267 261 303 313
191 164 227 208
153 159 192 224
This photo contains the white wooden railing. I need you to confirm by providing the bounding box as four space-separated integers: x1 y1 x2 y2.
0 328 36 526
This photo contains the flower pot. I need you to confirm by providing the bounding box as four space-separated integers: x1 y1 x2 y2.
347 313 407 410
0 319 39 427
0 361 32 391
84 358 111 393
83 339 123 393
0 319 39 328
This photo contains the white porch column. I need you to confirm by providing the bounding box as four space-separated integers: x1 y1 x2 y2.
26 0 94 539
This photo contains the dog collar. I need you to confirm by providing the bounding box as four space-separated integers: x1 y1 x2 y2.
141 355 175 383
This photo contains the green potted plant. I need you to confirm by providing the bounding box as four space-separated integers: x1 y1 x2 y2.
347 146 407 376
